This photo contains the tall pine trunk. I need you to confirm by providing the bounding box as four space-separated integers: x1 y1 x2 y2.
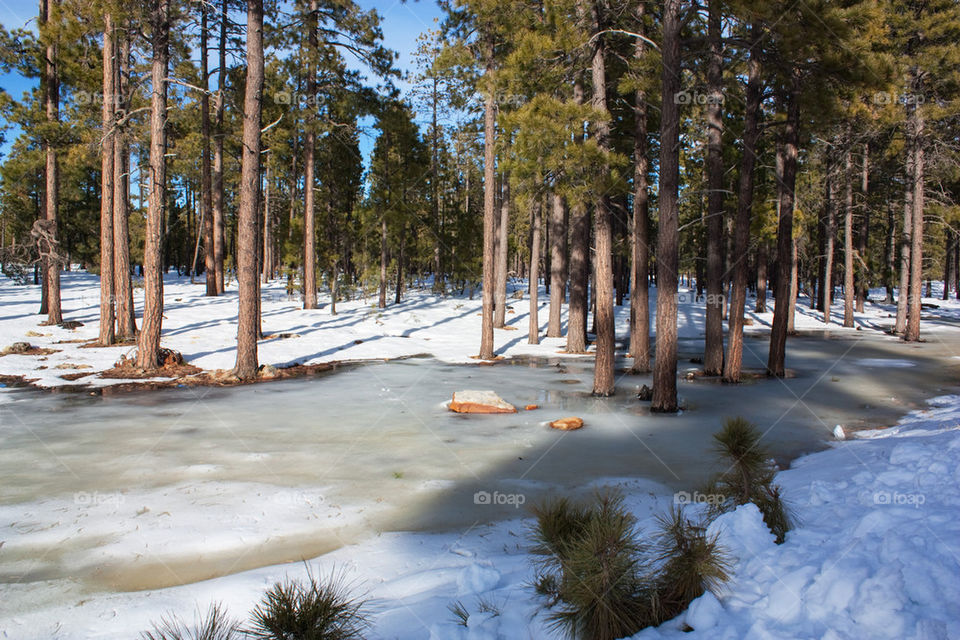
394 224 405 304
98 11 115 344
378 215 388 308
768 72 801 376
528 197 541 345
235 0 263 379
114 32 136 339
722 33 761 384
200 5 216 296
629 66 651 373
652 0 680 412
821 165 837 324
856 144 869 312
431 76 443 293
905 97 924 342
38 0 48 317
212 0 227 293
895 139 913 334
43 0 62 325
843 135 855 327
944 232 955 301
755 242 767 313
547 192 567 338
262 158 272 283
302 0 318 309
589 0 615 396
566 80 589 353
478 35 497 360
137 0 169 370
884 203 896 303
493 175 510 327
703 0 724 375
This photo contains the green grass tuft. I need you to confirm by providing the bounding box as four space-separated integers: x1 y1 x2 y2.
246 566 369 640
447 600 469 627
652 507 731 618
140 602 242 640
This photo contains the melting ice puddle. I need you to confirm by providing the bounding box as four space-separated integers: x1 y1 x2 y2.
855 358 917 368
2 330 960 605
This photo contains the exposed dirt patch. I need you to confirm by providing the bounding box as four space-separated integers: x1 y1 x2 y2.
59 372 95 381
1 346 60 356
79 338 135 348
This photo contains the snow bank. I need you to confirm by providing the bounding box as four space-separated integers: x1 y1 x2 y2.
3 271 959 389
633 396 960 640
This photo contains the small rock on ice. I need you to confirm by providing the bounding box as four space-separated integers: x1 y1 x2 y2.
449 390 517 414
834 425 846 440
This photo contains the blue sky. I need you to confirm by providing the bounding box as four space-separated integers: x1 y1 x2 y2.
0 0 446 160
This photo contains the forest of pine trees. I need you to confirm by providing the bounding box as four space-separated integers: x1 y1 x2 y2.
1 0 960 402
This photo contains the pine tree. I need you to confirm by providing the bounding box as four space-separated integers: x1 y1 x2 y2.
41 0 62 325
234 0 264 380
652 0 682 413
136 0 169 371
98 9 115 345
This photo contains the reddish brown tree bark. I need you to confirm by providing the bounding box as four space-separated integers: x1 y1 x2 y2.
234 0 264 379
43 0 62 325
528 196 542 345
136 0 169 370
703 0 724 374
843 135 855 327
212 0 227 293
768 73 800 377
114 31 136 339
478 35 497 360
200 4 217 296
547 192 567 338
722 32 761 384
99 11 115 345
302 0 318 309
905 96 924 342
589 0 615 396
652 0 681 412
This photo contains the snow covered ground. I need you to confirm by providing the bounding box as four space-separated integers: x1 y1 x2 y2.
2 395 958 639
2 270 960 389
2 272 960 639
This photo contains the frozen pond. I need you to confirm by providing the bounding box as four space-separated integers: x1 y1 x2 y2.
2 328 959 612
